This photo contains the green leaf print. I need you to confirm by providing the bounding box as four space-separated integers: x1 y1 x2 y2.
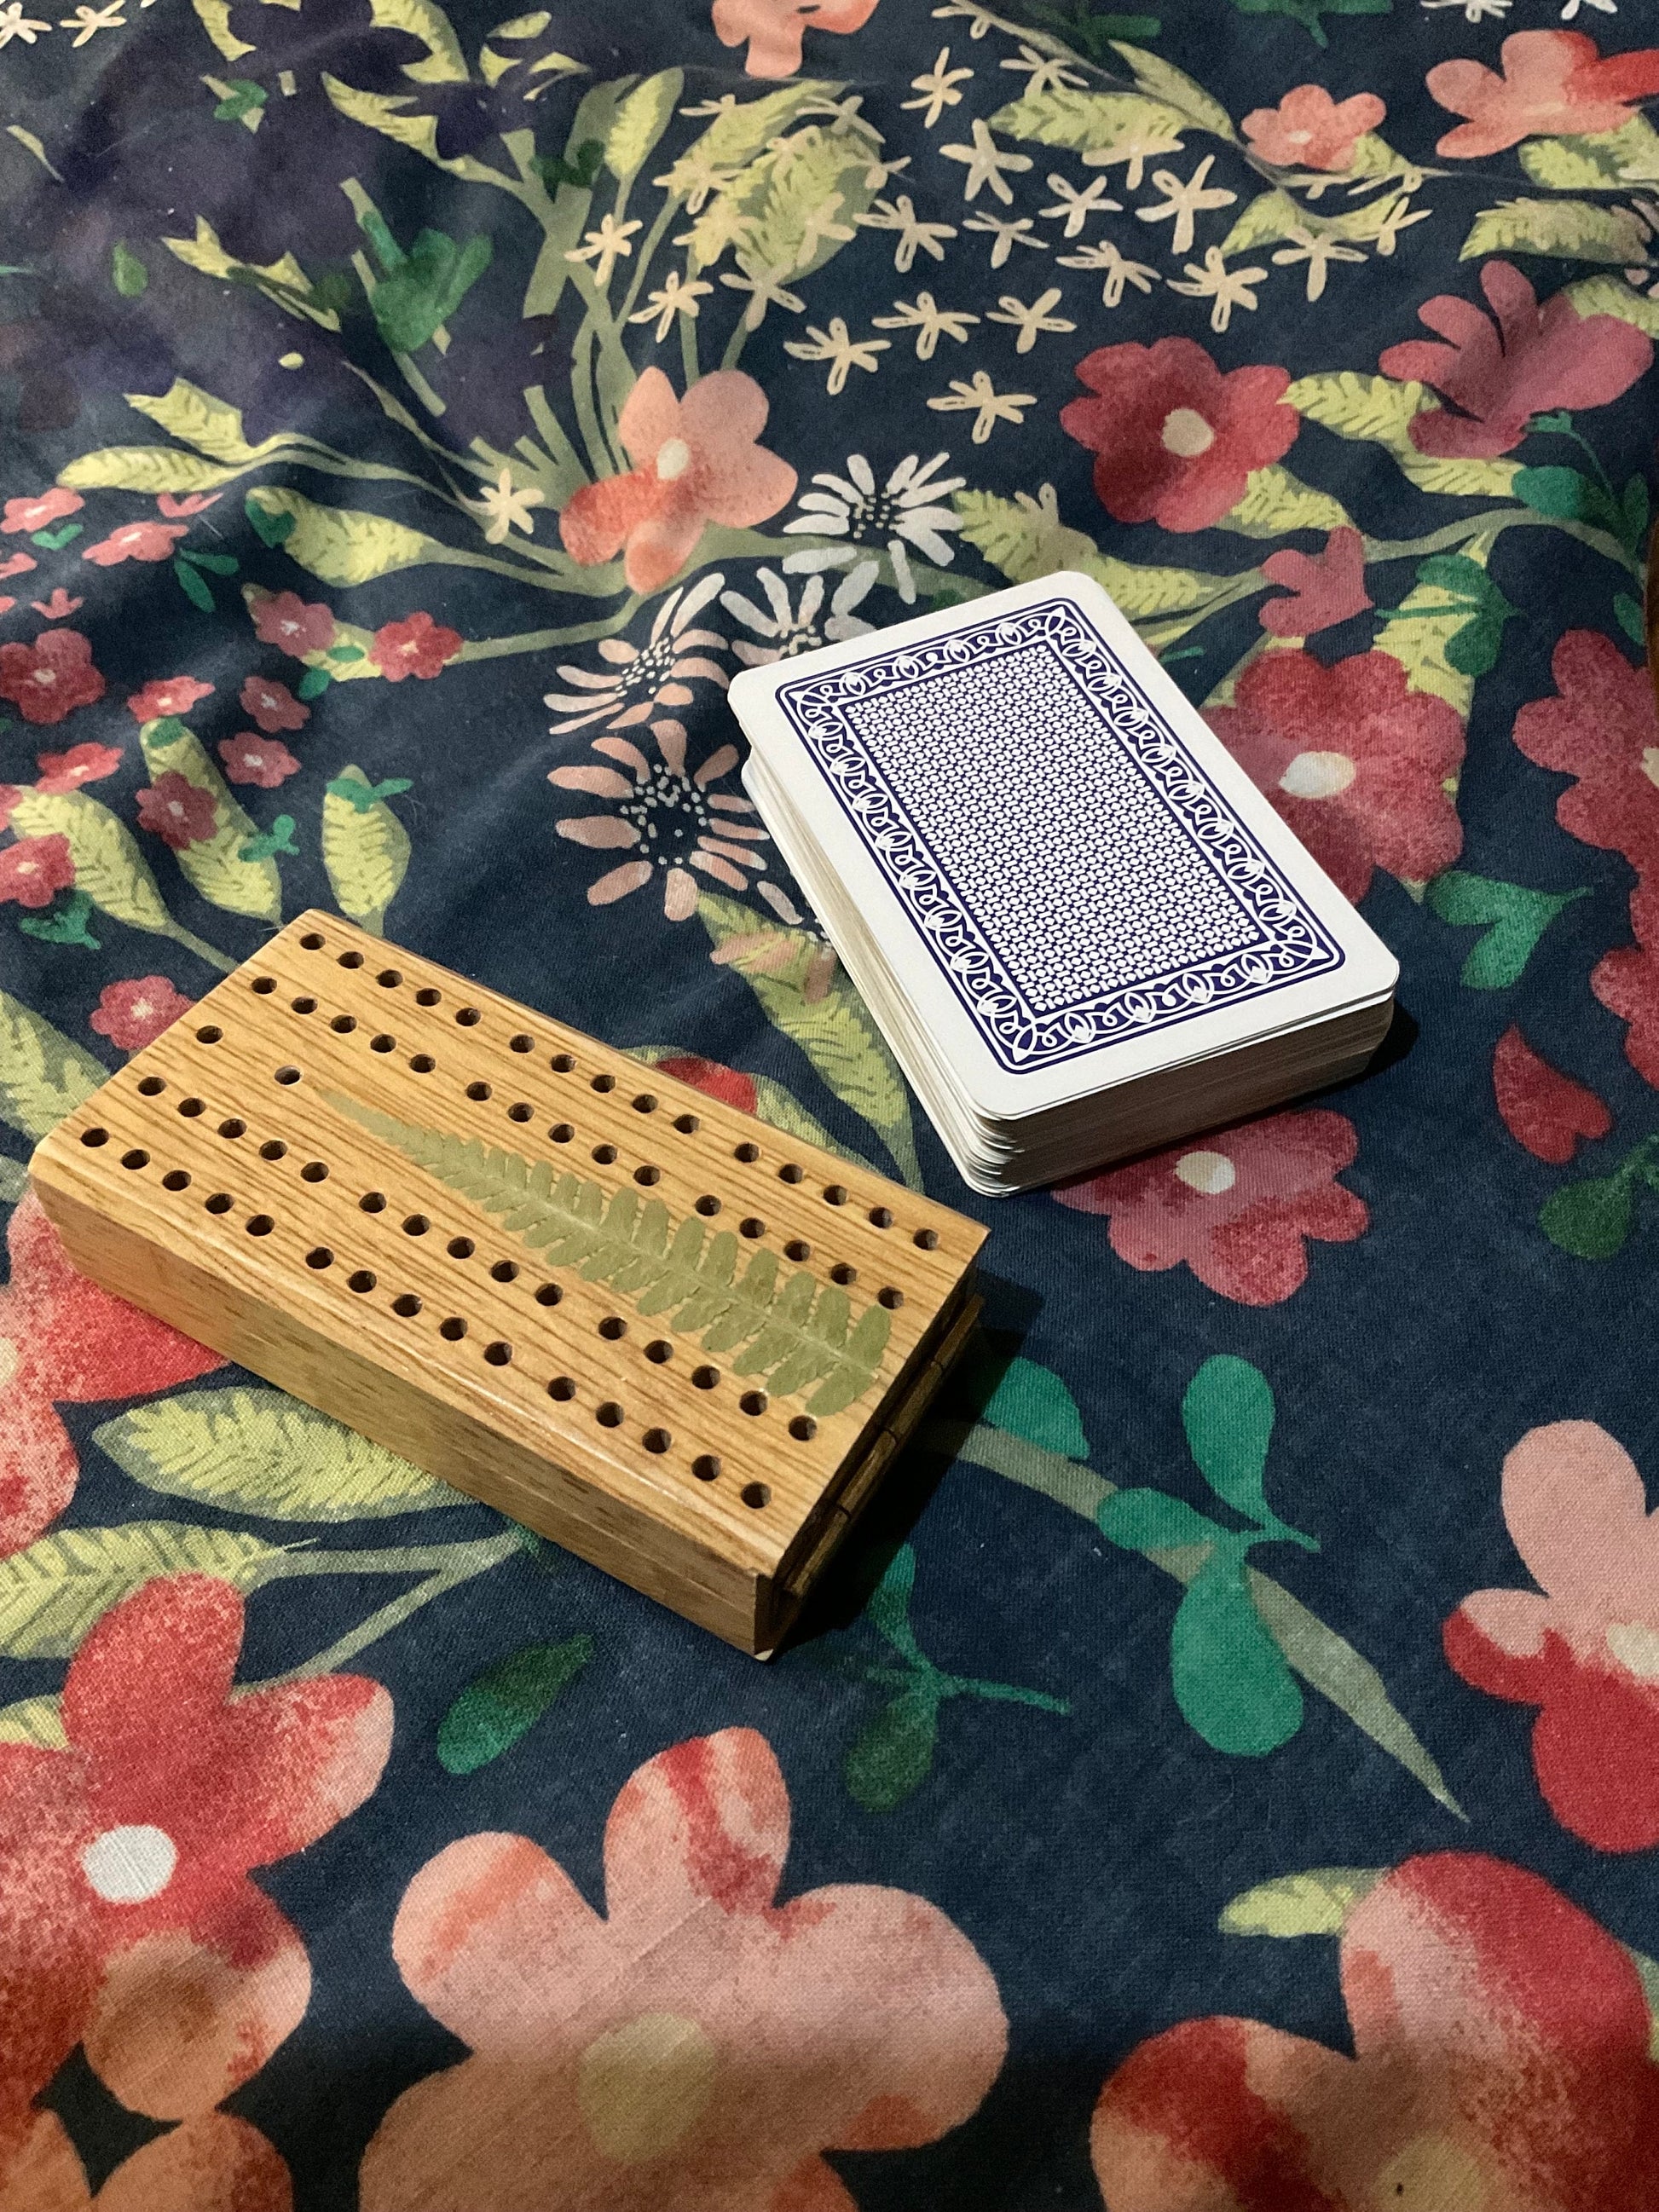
1181 1355 1276 1524
0 988 107 1140
139 717 282 922
1425 873 1589 990
1227 0 1390 48
1171 1547 1305 1755
322 765 413 936
843 1687 941 1813
436 1636 594 1773
0 1523 282 1660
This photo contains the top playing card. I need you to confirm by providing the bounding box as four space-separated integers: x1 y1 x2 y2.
763 586 1346 1076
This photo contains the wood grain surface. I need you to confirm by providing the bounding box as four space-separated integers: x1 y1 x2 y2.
30 912 986 1654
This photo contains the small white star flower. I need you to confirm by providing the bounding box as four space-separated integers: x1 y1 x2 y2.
794 193 856 271
931 0 1000 34
858 194 957 273
652 148 738 214
1368 194 1433 257
964 211 1048 268
627 269 714 342
718 254 806 328
783 317 890 396
467 469 545 546
1136 154 1238 257
721 565 878 663
1419 0 1510 17
939 118 1033 206
60 0 123 39
0 2 50 42
1169 245 1266 333
564 213 643 287
1040 172 1123 239
1559 0 1616 16
1081 125 1185 193
870 292 980 360
1056 238 1160 307
926 370 1036 444
1000 43 1084 95
986 286 1076 353
903 46 974 130
1270 227 1367 303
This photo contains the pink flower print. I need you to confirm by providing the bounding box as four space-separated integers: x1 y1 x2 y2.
710 0 880 79
157 492 222 517
1379 259 1652 460
1429 29 1659 160
368 611 462 682
1055 1108 1368 1305
0 628 106 725
558 367 795 592
1446 1422 1659 1852
217 733 300 788
358 1727 1006 2211
545 575 730 735
1257 527 1373 638
136 771 217 850
0 833 74 909
239 674 309 733
250 591 336 656
1241 84 1385 171
127 675 215 724
1 487 81 534
80 520 188 566
34 742 121 792
31 589 84 621
0 552 36 580
90 974 194 1050
552 717 769 919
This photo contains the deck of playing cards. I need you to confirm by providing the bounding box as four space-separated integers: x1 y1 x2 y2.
728 573 1398 1196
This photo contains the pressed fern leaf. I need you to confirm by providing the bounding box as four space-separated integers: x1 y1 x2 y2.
329 1096 891 1415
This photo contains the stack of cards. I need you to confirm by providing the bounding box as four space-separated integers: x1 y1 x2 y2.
728 573 1397 1197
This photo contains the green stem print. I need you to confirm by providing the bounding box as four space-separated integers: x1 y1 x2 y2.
327 1094 893 1416
925 1354 1463 1814
832 1544 1070 1812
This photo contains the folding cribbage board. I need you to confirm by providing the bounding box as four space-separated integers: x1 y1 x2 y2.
29 912 986 1655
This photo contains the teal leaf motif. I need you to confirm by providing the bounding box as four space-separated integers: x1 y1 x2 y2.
371 228 494 355
1227 0 1389 45
245 493 295 547
980 1356 1090 1460
1171 1547 1304 1755
1425 872 1589 990
327 774 413 811
1540 1171 1635 1260
843 1686 940 1812
1097 1487 1220 1554
240 815 299 862
173 556 216 612
436 1636 593 1774
1182 1355 1275 1524
18 888 100 949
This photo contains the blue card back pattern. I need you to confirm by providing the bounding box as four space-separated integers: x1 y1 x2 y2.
771 595 1345 1075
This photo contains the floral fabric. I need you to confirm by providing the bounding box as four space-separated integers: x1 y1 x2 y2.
3 2 1659 2205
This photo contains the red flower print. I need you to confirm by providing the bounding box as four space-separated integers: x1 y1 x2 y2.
1092 1851 1659 2205
89 974 194 1051
34 741 121 792
1445 1421 1659 1852
80 520 188 567
0 1193 222 1557
0 628 106 725
218 732 300 788
1257 526 1373 638
369 610 462 682
0 832 74 908
136 771 217 849
1429 30 1659 159
1 486 81 534
239 674 308 733
0 551 36 579
0 1571 390 2117
1512 627 1659 872
1240 84 1385 171
127 674 214 723
656 1055 760 1115
1060 338 1299 534
251 590 336 656
1379 260 1651 460
560 367 797 593
710 0 879 79
552 719 771 918
1206 648 1464 902
0 2111 291 2210
1593 910 1659 1089
156 492 222 517
1055 1108 1367 1305
359 1727 1005 2211
1493 1026 1611 1164
32 588 84 621
3 2108 290 2209
0 786 20 831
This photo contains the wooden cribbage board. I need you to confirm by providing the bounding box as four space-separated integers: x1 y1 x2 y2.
30 912 986 1655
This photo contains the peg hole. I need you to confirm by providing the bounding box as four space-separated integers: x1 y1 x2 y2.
824 1184 847 1206
693 1454 720 1481
734 1141 760 1163
136 1075 165 1097
535 1283 562 1308
878 1285 905 1309
550 1123 575 1144
691 1365 720 1390
274 1066 301 1086
177 1097 205 1118
338 950 363 969
789 1416 817 1442
251 976 275 996
161 1169 190 1192
392 1294 421 1317
80 1127 108 1146
483 1341 512 1366
913 1227 939 1250
300 1161 327 1183
598 1316 626 1341
454 1007 481 1027
305 1246 332 1269
506 1102 532 1123
217 1118 246 1140
360 1191 386 1213
510 1033 534 1054
591 1142 617 1165
695 1194 720 1217
778 1163 803 1184
439 1316 466 1340
550 1052 575 1073
299 931 324 950
643 1428 671 1454
370 1035 395 1054
489 1259 517 1283
415 987 441 1007
402 1214 429 1237
331 1014 356 1034
446 1235 474 1258
349 1269 377 1293
591 1072 616 1093
784 1239 811 1262
633 1164 661 1187
246 1215 274 1237
258 1140 286 1160
830 1262 856 1286
410 1054 435 1074
376 968 401 988
546 1375 575 1401
632 1092 656 1114
205 1193 233 1214
596 1401 623 1428
742 1482 771 1510
645 1339 673 1364
466 1081 492 1101
740 1390 767 1417
292 996 317 1014
121 1147 148 1170
673 1112 699 1134
196 1025 222 1044
868 1205 893 1229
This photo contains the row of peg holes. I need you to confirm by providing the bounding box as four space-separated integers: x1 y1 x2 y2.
81 1120 806 1506
278 939 945 1256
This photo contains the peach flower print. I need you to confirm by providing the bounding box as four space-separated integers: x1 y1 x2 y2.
359 1726 1007 2211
